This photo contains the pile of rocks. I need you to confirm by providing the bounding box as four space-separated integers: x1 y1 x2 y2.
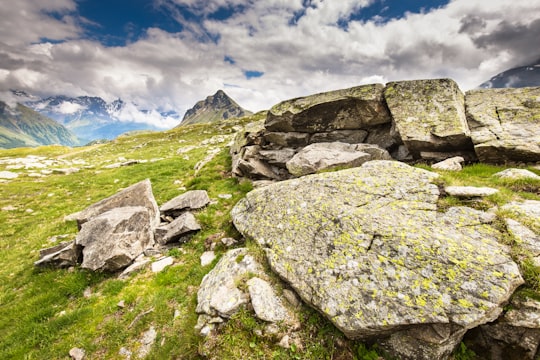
231 79 540 180
35 179 208 273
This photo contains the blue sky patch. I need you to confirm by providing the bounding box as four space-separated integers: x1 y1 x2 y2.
243 70 264 79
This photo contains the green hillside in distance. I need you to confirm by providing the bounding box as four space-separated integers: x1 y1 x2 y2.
179 90 252 126
0 102 80 149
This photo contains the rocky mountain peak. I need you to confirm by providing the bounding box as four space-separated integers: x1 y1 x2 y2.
179 90 252 126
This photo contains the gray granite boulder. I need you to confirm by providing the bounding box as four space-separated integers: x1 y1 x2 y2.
285 142 391 177
466 87 540 163
154 212 201 245
494 169 540 180
66 179 160 229
159 190 210 218
34 240 82 268
384 79 474 158
265 84 391 133
76 206 155 272
232 160 523 360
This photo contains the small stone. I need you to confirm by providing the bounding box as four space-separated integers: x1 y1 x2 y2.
278 335 291 349
151 257 174 273
283 289 302 308
83 287 92 298
265 323 281 336
200 251 216 266
221 237 238 247
1 205 17 211
218 194 233 199
444 186 499 198
174 309 181 319
0 171 18 179
137 326 157 359
493 168 540 180
432 156 465 171
246 277 288 322
25 209 34 213
69 347 85 360
117 300 126 308
119 347 132 359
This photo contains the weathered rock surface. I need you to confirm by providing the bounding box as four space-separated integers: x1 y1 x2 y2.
494 168 540 180
67 179 160 229
432 156 465 171
265 84 391 133
34 240 82 268
232 160 523 359
466 87 540 163
502 200 540 233
384 79 474 158
464 297 540 360
444 186 499 198
154 212 201 244
285 142 376 177
196 248 263 319
505 218 540 266
76 206 155 272
246 277 288 322
159 190 210 217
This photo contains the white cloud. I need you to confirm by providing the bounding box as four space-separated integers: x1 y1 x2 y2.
56 101 85 114
1 0 540 129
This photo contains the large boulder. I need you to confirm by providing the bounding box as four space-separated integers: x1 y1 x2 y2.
232 161 523 360
67 179 160 229
265 84 391 133
76 206 155 272
285 142 391 177
466 87 540 163
384 79 474 158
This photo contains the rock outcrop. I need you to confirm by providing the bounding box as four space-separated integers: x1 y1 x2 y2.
466 87 540 163
180 90 252 126
231 80 540 181
231 161 523 359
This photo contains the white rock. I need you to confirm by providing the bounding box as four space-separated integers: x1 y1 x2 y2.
151 257 174 273
493 168 540 180
200 251 216 266
0 171 18 179
444 186 499 197
432 156 465 171
69 347 85 360
247 277 288 322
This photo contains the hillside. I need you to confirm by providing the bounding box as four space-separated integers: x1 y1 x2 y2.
0 80 539 359
180 90 252 126
0 102 80 149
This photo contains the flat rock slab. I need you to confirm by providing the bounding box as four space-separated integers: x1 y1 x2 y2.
232 160 522 359
151 256 174 273
159 190 210 217
493 168 540 180
76 206 155 272
384 79 473 157
466 87 540 163
34 240 82 268
444 186 499 198
66 179 160 229
154 212 201 244
265 84 391 133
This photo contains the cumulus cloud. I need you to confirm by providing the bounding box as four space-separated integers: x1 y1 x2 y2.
1 0 540 128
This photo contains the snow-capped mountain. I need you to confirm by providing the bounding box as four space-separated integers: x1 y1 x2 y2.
14 92 180 142
479 58 540 88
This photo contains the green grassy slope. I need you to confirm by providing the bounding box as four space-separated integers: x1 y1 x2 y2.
0 113 538 359
0 102 80 149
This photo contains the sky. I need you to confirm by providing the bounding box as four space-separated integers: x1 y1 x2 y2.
0 0 539 129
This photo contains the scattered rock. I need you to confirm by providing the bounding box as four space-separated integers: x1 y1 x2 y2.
137 326 157 359
278 334 291 349
200 251 216 266
76 206 155 272
493 168 540 180
444 186 499 198
221 237 238 248
103 160 140 169
119 255 151 278
466 87 540 163
218 193 233 200
232 160 523 360
0 171 18 179
502 200 540 233
69 347 85 360
385 78 474 158
196 248 263 322
154 212 201 245
151 257 174 273
66 179 160 230
117 300 126 308
119 347 132 359
432 156 465 171
34 241 82 268
1 205 17 211
159 190 210 218
52 168 80 175
246 277 288 322
283 289 302 309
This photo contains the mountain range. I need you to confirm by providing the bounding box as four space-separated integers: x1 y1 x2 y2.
179 90 252 126
0 101 80 149
18 93 172 143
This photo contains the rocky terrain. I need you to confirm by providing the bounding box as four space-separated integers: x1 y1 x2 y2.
180 90 252 126
1 79 539 360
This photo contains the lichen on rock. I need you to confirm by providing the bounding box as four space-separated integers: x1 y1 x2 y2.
231 160 523 359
